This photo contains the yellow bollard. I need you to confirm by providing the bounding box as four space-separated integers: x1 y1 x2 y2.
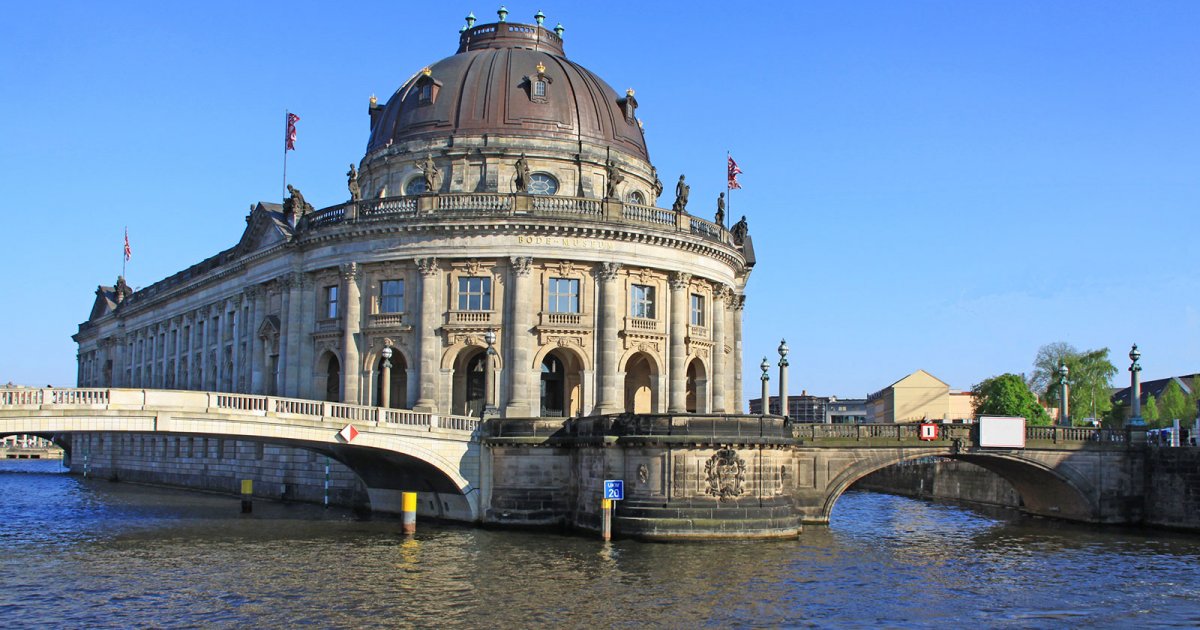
240 479 253 514
401 491 418 534
601 498 612 541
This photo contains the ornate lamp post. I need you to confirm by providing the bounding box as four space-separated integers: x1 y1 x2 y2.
1058 361 1071 427
759 356 770 414
1128 344 1143 426
777 339 790 420
483 330 498 418
380 345 393 409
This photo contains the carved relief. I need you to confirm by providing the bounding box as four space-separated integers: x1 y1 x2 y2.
415 257 439 277
669 271 692 291
704 449 746 501
596 261 621 282
554 260 575 277
464 258 482 275
510 256 533 277
637 463 648 485
340 262 358 281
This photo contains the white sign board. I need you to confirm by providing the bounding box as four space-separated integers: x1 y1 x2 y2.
979 416 1026 448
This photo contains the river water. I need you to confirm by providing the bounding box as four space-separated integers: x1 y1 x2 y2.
2 459 1198 628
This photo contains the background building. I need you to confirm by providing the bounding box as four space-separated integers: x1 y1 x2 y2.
748 394 867 423
866 369 976 423
73 16 754 419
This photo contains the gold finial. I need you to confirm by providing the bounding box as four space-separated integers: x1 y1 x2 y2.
536 62 546 74
369 94 378 106
422 67 432 76
626 88 635 97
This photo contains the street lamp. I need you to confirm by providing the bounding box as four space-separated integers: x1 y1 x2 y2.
1128 343 1143 426
380 345 393 409
759 356 770 414
777 339 790 420
1058 361 1071 427
483 330 498 418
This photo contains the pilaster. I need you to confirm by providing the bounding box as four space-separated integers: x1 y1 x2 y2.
414 257 441 412
668 271 690 412
593 262 622 414
341 263 362 404
504 256 535 417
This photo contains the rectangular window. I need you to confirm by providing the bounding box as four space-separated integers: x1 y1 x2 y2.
690 294 705 326
547 278 580 313
630 284 655 319
458 277 492 311
534 80 546 97
325 285 339 319
380 279 405 313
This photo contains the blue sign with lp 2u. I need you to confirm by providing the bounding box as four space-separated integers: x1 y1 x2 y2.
604 480 624 500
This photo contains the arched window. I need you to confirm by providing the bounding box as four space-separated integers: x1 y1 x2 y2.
405 177 426 196
626 190 645 204
528 173 558 196
540 355 565 417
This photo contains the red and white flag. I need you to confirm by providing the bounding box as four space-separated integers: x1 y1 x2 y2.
285 112 300 151
123 228 132 261
727 155 743 190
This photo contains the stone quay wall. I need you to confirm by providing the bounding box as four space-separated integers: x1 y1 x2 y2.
854 458 1021 510
1143 447 1200 531
65 433 369 509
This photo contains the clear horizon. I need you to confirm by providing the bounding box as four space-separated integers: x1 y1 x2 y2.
2 2 1196 399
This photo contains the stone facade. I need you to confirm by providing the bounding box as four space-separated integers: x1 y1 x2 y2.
74 16 752 424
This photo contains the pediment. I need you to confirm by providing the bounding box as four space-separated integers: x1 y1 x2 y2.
257 315 281 339
233 202 292 258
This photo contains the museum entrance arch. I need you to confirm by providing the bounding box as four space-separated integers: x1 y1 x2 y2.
623 352 658 413
452 349 488 417
376 352 408 409
685 358 707 413
319 352 340 402
539 349 584 417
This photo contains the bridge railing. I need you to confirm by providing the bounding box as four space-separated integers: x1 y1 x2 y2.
0 388 479 437
795 422 1133 447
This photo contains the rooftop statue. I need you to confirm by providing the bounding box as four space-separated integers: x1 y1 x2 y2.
285 184 313 216
605 160 624 199
731 215 749 245
715 192 725 226
514 153 531 193
347 164 361 201
672 174 689 213
651 167 663 201
420 155 439 192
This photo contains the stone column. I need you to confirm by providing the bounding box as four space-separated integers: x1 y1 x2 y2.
230 295 242 393
247 286 263 393
733 293 745 412
199 307 210 391
341 263 362 404
778 339 790 420
1129 344 1143 426
668 272 691 413
216 307 227 391
504 256 535 417
594 262 622 414
172 317 183 389
282 272 303 398
711 284 728 413
413 258 441 412
297 276 316 399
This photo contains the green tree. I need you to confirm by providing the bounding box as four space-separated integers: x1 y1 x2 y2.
1159 380 1193 424
1102 401 1126 428
972 373 1051 425
1143 394 1160 426
1035 345 1117 425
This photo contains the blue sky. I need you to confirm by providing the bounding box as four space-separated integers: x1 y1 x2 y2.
1 1 1196 399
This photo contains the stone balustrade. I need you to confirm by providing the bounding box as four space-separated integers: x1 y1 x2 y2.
299 194 734 246
0 387 479 435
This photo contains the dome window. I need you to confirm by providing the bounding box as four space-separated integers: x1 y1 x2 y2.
528 173 559 196
626 190 645 204
412 67 442 106
404 177 427 196
523 62 553 104
620 88 638 124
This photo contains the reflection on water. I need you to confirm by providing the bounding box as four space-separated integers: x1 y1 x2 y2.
1 460 1198 627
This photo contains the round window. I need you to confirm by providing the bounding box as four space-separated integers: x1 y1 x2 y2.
626 190 645 204
528 172 559 196
404 177 427 196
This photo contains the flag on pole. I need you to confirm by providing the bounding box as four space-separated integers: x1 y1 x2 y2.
124 228 132 261
285 112 300 151
727 155 743 190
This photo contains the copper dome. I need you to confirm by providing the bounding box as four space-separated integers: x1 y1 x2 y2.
366 21 649 162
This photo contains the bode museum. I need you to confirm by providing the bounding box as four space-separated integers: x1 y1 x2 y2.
74 13 754 422
67 11 793 538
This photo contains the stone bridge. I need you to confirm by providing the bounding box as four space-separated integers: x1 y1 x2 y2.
0 388 482 521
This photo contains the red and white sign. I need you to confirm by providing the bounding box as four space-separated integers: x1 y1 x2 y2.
919 423 939 441
337 424 359 443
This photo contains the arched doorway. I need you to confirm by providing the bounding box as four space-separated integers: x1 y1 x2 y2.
376 351 408 409
623 352 657 413
540 354 565 417
452 349 489 417
324 354 341 402
685 358 707 413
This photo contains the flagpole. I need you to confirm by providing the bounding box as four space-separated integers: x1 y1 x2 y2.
122 226 127 278
282 109 289 202
725 150 731 230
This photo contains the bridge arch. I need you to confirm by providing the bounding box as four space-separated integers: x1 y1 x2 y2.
818 449 1099 524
